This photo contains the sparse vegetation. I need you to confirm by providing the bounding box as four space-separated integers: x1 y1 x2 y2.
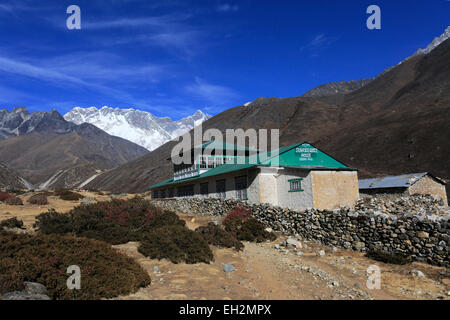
365 249 412 265
195 222 244 251
223 206 276 243
4 196 23 206
138 225 214 264
28 194 49 205
0 217 24 229
0 231 151 300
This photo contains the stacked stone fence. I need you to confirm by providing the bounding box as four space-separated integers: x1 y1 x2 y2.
150 198 449 267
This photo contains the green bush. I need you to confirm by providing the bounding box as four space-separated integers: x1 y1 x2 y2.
0 217 24 229
224 218 276 243
196 223 244 251
34 209 73 235
0 231 151 300
365 249 412 265
139 225 214 264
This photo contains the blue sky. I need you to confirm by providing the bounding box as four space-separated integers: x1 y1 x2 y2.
0 0 448 120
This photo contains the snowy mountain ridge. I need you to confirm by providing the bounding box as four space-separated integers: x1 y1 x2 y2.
64 106 211 151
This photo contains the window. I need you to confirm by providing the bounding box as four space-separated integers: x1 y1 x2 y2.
178 185 194 197
200 182 209 196
160 189 166 199
216 179 226 199
235 175 248 200
168 188 174 198
152 190 159 199
289 178 304 192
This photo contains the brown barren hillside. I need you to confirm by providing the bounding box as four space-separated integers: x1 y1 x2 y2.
87 39 450 193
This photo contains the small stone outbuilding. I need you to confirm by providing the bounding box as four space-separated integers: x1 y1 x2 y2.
359 172 447 205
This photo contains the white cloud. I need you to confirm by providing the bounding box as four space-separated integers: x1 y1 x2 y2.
216 4 239 12
300 33 338 56
185 77 239 104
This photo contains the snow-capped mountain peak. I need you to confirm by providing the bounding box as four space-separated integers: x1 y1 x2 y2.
64 107 211 151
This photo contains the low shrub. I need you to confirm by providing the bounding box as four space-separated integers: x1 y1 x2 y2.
55 189 83 201
28 194 49 205
365 249 412 265
139 225 214 264
195 223 244 251
34 209 73 235
0 231 151 300
4 197 23 206
34 198 186 245
224 218 276 243
0 217 24 229
223 206 251 224
0 192 13 202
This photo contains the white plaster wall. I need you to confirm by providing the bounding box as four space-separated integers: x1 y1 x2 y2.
257 167 280 206
276 169 314 210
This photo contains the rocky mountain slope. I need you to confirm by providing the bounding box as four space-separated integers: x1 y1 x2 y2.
301 79 373 98
0 108 149 189
86 29 450 194
0 162 32 190
64 107 210 151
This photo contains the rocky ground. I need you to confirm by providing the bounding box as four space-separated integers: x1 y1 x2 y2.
1 193 449 300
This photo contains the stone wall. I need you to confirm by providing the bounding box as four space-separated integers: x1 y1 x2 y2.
150 197 450 267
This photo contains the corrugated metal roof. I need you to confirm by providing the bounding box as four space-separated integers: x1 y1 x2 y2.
359 172 428 189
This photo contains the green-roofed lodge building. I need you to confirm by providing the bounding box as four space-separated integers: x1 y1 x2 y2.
149 141 359 210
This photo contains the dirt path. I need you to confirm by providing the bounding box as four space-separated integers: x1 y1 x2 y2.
112 213 450 300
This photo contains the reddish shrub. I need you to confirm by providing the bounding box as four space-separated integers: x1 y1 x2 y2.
0 192 13 202
223 206 251 224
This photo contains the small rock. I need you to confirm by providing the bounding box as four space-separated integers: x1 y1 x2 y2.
153 266 159 273
296 251 304 256
223 264 236 273
411 270 425 277
264 227 273 233
23 282 47 295
416 231 429 239
317 250 326 257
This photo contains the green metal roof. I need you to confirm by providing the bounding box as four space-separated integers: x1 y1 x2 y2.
150 141 355 189
150 163 256 189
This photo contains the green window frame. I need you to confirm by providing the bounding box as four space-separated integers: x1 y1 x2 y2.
288 178 304 192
